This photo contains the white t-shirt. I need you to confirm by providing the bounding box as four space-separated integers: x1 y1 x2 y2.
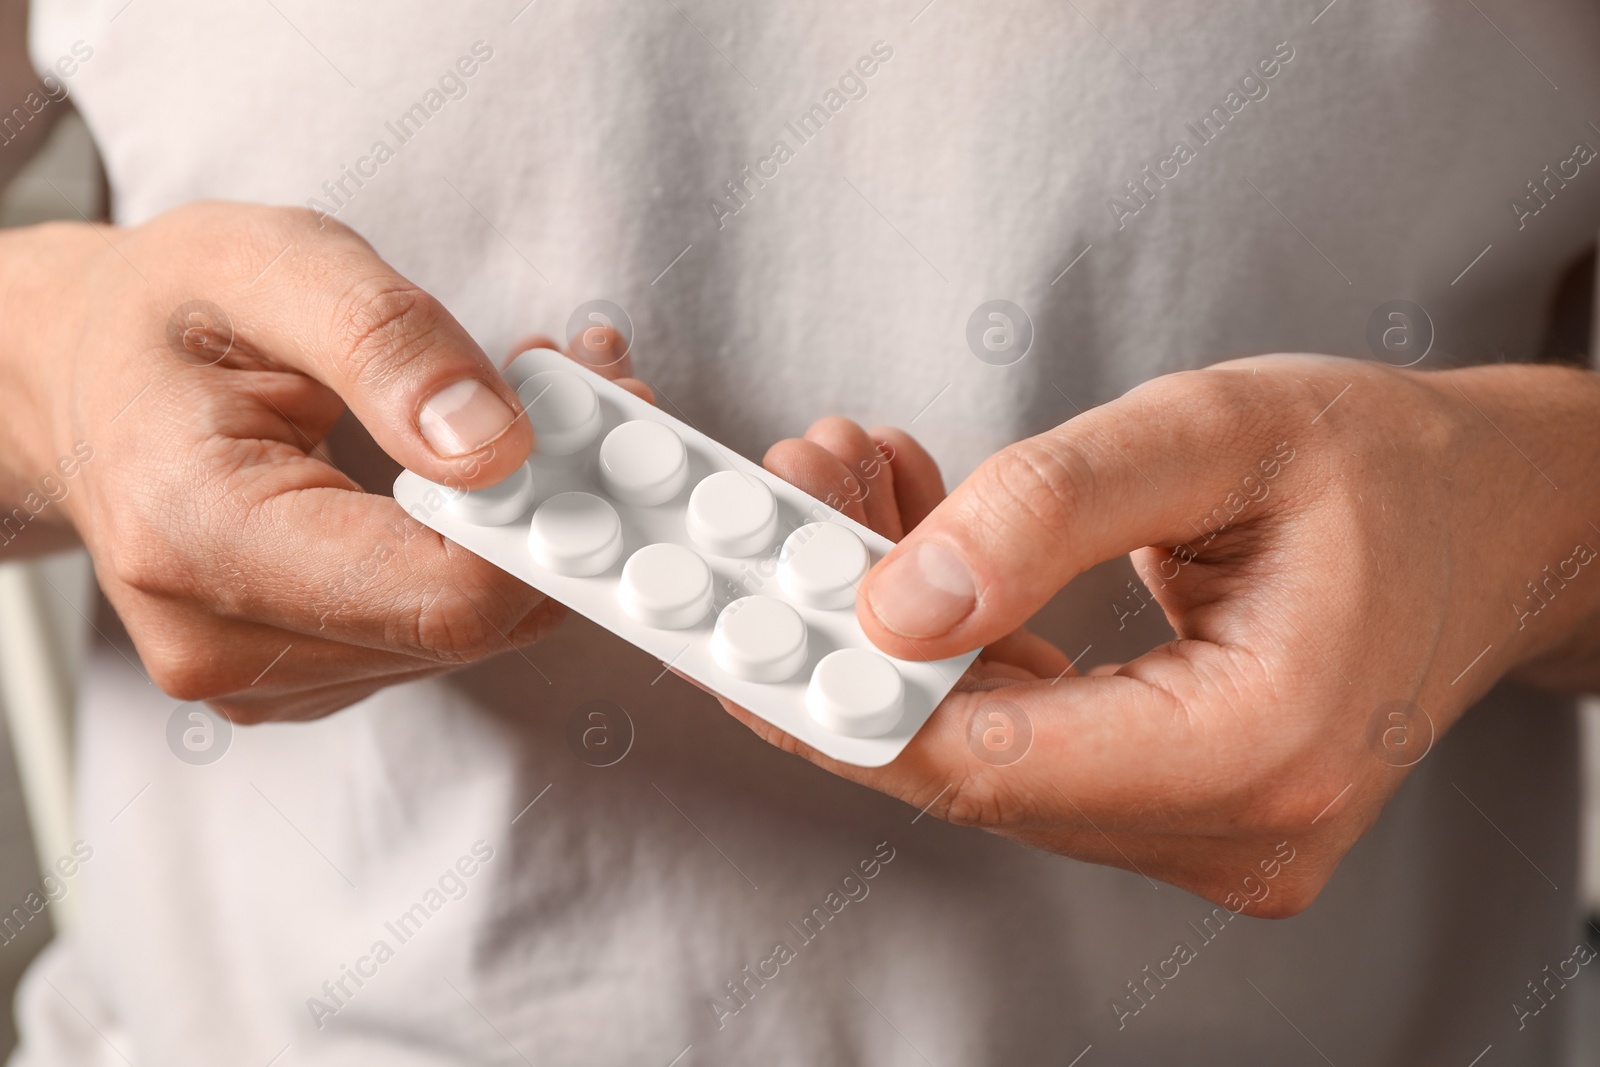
18 1 1600 1064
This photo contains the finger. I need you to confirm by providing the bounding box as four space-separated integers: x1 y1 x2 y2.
614 377 655 405
118 434 560 658
720 661 1331 912
102 355 567 662
903 643 1290 835
803 416 901 539
117 583 565 702
867 425 946 531
855 369 1295 658
188 207 532 489
762 438 870 527
503 333 561 370
128 610 439 699
507 343 650 403
722 666 1204 834
454 578 570 647
979 628 1074 680
971 660 1040 684
234 367 349 453
566 323 634 379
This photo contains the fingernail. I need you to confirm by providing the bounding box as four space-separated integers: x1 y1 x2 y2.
866 541 977 639
419 379 516 457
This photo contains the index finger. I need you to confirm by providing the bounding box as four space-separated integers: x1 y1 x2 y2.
855 367 1303 659
159 204 533 490
720 645 1259 836
152 441 551 661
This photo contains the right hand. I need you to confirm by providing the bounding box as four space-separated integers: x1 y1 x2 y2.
0 201 648 722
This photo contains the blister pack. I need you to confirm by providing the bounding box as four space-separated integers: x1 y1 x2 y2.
393 347 978 766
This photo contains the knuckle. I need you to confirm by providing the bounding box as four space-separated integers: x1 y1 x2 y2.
206 698 270 727
242 201 360 247
745 714 812 758
1193 840 1330 919
506 597 567 646
1135 368 1265 452
937 771 1012 829
1250 807 1307 843
408 588 506 664
177 202 337 274
334 277 451 389
207 690 368 725
1248 871 1327 918
1244 777 1337 839
103 524 187 599
1183 366 1255 410
283 202 351 239
146 650 230 703
178 383 248 440
1139 365 1239 411
977 436 1094 533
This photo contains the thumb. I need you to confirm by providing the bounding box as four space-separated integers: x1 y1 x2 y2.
855 371 1297 659
222 212 531 488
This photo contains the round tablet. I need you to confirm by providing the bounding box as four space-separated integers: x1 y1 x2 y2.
598 420 689 506
778 523 870 610
518 367 602 456
806 648 905 737
618 543 714 629
442 463 535 526
711 596 808 682
528 491 623 576
686 471 779 557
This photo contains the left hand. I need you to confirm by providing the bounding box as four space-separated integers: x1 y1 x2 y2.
723 355 1600 916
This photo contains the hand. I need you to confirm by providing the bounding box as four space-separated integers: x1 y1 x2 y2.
755 416 1075 682
729 356 1600 915
0 201 650 722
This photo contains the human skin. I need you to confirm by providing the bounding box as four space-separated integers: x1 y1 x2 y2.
732 360 1600 916
7 0 1599 921
6 164 1600 929
0 116 1593 921
4 198 1598 916
0 201 663 723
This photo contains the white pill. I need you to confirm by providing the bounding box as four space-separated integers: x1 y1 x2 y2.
711 595 808 682
528 491 623 576
599 420 689 506
443 463 535 526
778 523 870 610
518 368 603 456
618 543 714 629
686 471 779 557
806 648 905 737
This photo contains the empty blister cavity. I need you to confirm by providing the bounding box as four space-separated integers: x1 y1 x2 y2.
619 543 714 629
806 648 905 737
686 470 778 557
711 595 808 682
779 522 870 610
529 491 623 576
599 420 688 505
518 367 603 456
443 463 535 526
